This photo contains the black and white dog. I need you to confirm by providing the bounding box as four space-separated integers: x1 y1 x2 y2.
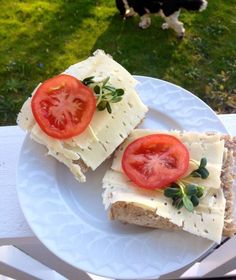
116 0 208 37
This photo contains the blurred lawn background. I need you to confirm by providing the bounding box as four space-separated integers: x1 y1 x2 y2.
0 0 235 125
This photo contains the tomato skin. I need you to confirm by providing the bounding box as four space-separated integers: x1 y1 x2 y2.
31 74 96 139
122 134 189 189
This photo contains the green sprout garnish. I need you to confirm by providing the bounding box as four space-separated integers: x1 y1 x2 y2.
82 76 124 114
164 182 204 212
164 157 208 212
190 157 209 179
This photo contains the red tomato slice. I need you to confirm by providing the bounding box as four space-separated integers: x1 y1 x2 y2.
31 74 96 139
122 134 189 189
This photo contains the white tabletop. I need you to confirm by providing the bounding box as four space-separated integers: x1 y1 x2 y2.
0 114 235 245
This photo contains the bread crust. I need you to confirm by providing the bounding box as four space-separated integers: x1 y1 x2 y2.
109 135 236 238
221 135 236 236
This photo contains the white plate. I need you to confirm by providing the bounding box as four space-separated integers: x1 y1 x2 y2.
17 76 228 280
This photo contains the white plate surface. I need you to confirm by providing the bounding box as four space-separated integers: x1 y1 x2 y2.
17 76 227 279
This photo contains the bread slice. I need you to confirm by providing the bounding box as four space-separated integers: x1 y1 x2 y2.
17 50 148 182
102 130 236 243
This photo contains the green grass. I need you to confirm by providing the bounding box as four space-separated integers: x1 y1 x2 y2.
0 0 236 125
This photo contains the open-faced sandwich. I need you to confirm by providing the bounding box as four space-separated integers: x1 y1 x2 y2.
17 50 148 182
102 129 236 243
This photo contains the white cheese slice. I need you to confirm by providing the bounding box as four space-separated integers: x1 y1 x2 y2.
103 130 226 243
17 50 148 181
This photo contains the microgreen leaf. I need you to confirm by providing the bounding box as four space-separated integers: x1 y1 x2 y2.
94 85 100 95
103 85 116 91
183 195 194 212
173 197 184 209
200 157 207 168
164 187 181 198
196 185 204 198
97 101 107 111
116 89 125 96
82 76 125 114
199 168 209 179
185 184 198 196
106 102 112 114
111 96 123 103
82 76 95 86
102 76 110 86
191 195 199 207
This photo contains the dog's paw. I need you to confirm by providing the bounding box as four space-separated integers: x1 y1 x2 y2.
162 23 169 30
139 20 151 29
139 16 151 29
125 8 136 17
